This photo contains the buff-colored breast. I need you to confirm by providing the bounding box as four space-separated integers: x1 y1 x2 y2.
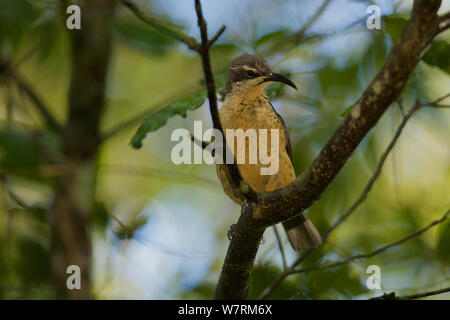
215 94 296 204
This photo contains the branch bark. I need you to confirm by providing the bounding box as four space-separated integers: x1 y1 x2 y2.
215 0 446 300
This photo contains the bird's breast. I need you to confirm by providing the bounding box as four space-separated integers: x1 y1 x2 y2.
219 95 283 132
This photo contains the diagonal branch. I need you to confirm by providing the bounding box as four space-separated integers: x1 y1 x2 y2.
11 73 65 135
258 98 425 299
121 0 200 51
208 25 226 48
121 0 226 53
216 0 446 300
438 12 450 32
260 208 450 299
273 225 287 270
296 0 331 39
289 209 449 275
321 101 421 241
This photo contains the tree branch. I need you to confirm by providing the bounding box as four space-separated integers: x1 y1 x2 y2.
47 0 115 299
296 0 331 39
438 12 450 32
121 0 247 199
256 0 444 225
261 208 448 299
371 286 450 300
216 0 445 300
273 225 287 270
193 0 254 201
258 98 425 299
121 0 201 51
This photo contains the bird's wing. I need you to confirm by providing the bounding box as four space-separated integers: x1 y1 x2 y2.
270 102 293 162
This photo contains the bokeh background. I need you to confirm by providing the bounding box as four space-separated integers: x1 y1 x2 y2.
0 0 449 299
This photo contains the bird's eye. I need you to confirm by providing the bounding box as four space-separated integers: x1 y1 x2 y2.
247 70 255 78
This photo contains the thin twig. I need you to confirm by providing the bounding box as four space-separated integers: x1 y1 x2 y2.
288 209 449 275
321 101 421 241
1 176 32 210
11 73 65 135
0 44 40 76
425 92 450 108
438 12 450 32
371 286 450 300
273 225 287 270
262 0 333 56
121 0 225 53
259 98 434 299
208 25 226 48
296 0 332 38
398 286 450 300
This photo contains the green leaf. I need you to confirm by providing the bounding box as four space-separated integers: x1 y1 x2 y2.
384 15 409 42
130 91 206 149
306 264 366 299
422 41 450 75
0 129 41 170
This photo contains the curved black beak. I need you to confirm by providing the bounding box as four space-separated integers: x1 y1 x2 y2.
262 72 297 90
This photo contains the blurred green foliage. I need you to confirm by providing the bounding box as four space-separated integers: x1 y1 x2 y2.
422 41 450 75
130 91 206 148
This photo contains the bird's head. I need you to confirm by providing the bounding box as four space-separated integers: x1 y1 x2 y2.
225 53 297 98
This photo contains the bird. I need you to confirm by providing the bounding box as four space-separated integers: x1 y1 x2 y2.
215 53 322 252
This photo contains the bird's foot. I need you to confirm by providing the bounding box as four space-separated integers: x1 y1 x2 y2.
241 199 252 215
227 224 237 241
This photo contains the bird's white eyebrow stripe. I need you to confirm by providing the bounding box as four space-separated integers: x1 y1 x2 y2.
241 65 258 72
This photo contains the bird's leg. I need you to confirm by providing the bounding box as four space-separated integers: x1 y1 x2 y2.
227 198 251 240
227 224 237 241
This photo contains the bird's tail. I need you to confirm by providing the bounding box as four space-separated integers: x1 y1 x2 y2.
282 212 322 252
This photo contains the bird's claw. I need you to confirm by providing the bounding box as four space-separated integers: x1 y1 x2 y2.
241 199 251 215
227 224 237 240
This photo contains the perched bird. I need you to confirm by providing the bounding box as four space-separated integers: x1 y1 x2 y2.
216 53 322 252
